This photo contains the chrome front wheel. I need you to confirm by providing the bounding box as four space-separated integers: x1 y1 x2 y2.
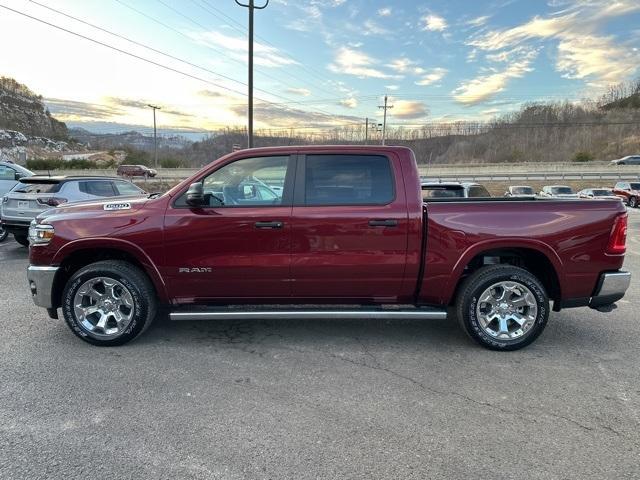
73 277 135 338
62 261 157 346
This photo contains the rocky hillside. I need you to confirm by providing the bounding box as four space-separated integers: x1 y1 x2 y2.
0 77 68 140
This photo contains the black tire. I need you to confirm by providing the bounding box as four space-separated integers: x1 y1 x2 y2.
455 265 550 351
61 260 157 346
629 196 637 208
14 234 29 247
0 226 8 243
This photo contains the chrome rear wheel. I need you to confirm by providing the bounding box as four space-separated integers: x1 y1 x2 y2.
476 281 538 340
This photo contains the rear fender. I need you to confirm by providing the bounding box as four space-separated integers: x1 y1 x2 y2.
443 238 564 305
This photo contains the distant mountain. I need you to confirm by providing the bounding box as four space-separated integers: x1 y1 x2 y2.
0 77 67 140
68 127 192 150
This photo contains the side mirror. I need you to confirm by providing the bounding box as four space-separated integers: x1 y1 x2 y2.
186 182 205 207
15 172 26 181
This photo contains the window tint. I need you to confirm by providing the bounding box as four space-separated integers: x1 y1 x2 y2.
114 180 143 196
0 165 15 180
630 183 640 190
304 155 394 205
186 156 288 207
80 180 116 197
12 181 60 194
422 186 464 198
467 186 491 197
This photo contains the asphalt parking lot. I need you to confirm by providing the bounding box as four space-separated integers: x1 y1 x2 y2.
1 211 639 480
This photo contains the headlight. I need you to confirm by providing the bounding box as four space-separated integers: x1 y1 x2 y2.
28 221 55 246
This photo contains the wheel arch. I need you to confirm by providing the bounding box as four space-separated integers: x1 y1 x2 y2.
446 241 563 309
51 238 169 309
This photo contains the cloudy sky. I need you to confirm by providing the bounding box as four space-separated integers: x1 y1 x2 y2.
0 0 639 135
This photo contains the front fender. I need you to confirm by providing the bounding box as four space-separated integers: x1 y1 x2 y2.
53 237 169 303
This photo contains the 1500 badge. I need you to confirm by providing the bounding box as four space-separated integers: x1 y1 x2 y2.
179 267 212 273
104 202 132 211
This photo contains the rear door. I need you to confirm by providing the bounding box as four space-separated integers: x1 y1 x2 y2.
163 154 295 302
290 153 410 302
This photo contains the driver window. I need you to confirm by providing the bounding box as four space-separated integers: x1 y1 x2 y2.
201 155 288 207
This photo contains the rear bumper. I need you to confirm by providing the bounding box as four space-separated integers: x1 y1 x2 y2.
558 271 631 310
27 265 59 309
0 219 30 235
589 271 631 308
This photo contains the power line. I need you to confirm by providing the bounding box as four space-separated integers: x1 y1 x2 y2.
1 3 363 125
188 0 340 97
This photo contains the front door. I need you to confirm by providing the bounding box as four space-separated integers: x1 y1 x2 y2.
163 155 295 303
290 153 410 302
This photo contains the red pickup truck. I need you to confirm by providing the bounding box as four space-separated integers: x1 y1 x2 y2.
26 146 630 350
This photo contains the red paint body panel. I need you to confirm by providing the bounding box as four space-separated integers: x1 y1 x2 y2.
419 200 626 305
29 145 627 310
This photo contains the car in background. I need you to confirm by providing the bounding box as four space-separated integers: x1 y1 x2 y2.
504 185 535 197
539 185 578 199
610 155 640 166
117 164 158 178
1 176 146 246
421 182 491 199
613 181 640 207
0 161 33 197
577 188 620 200
0 162 34 242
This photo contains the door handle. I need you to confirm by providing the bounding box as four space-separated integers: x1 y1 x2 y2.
255 221 284 229
368 219 398 227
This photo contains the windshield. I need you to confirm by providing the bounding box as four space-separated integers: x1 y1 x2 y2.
630 183 640 190
512 187 534 195
551 187 573 194
592 189 613 196
11 181 61 194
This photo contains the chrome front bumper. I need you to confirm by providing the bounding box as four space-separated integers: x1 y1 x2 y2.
27 265 59 309
590 271 631 309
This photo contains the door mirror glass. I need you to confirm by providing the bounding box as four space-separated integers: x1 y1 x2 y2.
15 171 26 181
186 182 205 207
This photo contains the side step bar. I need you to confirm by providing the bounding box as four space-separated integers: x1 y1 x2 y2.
169 307 447 321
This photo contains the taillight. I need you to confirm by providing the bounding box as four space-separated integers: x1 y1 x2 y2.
36 197 68 207
606 213 627 255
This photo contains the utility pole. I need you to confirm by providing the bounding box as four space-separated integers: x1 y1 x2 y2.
378 95 393 145
364 117 369 145
147 104 161 168
235 0 269 149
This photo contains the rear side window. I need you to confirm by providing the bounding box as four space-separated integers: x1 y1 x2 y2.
0 165 15 180
79 180 117 197
114 180 143 196
12 181 60 194
468 186 491 197
304 155 394 205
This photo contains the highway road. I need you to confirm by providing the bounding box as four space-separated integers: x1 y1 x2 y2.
0 209 639 479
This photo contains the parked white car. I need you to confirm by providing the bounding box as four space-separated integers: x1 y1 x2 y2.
504 185 535 197
539 185 578 199
1 176 146 246
577 188 620 200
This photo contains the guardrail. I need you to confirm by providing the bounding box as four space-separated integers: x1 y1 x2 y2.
35 165 640 183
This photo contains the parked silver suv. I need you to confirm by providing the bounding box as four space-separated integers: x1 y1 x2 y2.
0 162 34 242
1 176 146 246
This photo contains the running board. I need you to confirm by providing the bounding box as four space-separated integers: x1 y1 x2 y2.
169 306 447 321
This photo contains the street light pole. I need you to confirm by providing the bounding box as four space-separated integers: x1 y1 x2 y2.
235 0 269 149
147 104 161 168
